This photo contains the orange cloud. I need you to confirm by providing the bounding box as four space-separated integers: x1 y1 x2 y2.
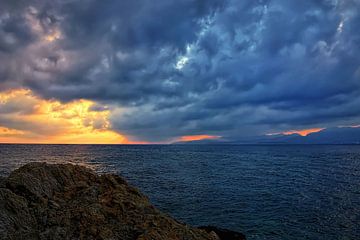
283 128 325 136
268 128 325 137
0 89 131 144
0 127 25 136
178 135 220 142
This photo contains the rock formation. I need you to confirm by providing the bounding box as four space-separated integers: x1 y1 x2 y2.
0 163 245 240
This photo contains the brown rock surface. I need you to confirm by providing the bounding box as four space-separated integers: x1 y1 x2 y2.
0 163 245 240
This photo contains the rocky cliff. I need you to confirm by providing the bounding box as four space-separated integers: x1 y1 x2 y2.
0 163 245 240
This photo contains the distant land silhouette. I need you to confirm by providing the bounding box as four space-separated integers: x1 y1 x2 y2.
174 127 360 145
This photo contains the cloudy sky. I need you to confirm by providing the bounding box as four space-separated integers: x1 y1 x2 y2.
0 0 359 143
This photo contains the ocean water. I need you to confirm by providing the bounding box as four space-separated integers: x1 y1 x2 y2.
0 144 359 240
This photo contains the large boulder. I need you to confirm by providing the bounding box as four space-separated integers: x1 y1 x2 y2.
0 163 245 240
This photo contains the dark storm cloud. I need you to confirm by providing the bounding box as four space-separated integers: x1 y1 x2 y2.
0 0 360 141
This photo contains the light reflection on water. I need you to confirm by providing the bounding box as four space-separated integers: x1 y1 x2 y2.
0 144 360 240
0 144 109 174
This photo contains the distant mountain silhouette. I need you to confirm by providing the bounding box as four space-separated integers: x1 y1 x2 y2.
261 127 360 144
174 127 360 144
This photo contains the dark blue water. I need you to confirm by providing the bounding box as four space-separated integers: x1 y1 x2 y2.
0 144 359 239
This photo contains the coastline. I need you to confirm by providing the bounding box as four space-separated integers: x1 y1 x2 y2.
0 162 245 240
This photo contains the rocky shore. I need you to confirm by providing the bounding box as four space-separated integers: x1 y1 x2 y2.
0 163 245 240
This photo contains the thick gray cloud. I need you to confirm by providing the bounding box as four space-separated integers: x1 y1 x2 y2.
0 0 360 141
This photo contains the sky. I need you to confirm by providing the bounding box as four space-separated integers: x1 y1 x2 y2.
0 0 359 144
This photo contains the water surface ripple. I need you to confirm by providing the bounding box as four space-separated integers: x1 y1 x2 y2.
0 144 359 239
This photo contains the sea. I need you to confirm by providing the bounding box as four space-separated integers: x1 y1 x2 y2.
0 144 359 240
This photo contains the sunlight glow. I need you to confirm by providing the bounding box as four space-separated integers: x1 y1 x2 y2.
0 127 25 136
267 128 325 137
282 128 325 136
178 135 220 142
44 30 61 42
175 56 189 70
337 19 345 34
0 89 130 144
